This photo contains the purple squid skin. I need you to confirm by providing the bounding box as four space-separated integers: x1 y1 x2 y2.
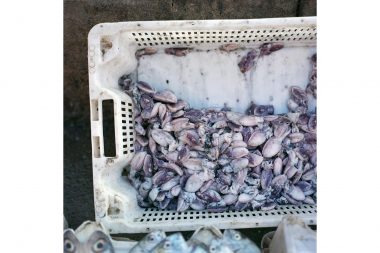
125 71 317 212
238 49 258 73
261 169 273 190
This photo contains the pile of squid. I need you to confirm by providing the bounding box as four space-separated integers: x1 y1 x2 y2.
119 53 317 213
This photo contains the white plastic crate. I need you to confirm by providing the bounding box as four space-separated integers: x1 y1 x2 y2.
88 17 317 234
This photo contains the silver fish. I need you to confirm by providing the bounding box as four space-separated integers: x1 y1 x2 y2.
190 226 223 249
188 244 208 253
151 233 189 253
129 230 166 253
64 229 115 253
222 230 260 253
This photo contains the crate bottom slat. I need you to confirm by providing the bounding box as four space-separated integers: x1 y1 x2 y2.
103 205 316 233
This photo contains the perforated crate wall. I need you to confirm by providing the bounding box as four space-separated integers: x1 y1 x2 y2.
131 26 316 48
88 17 317 233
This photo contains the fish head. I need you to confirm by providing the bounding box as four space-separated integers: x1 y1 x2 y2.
209 239 233 253
153 233 188 253
141 230 166 250
223 229 243 242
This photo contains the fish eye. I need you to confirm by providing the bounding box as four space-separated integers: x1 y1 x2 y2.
93 239 107 252
210 246 216 252
148 235 155 241
164 241 171 248
64 239 75 252
234 234 241 240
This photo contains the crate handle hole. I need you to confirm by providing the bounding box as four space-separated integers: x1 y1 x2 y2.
102 99 116 157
